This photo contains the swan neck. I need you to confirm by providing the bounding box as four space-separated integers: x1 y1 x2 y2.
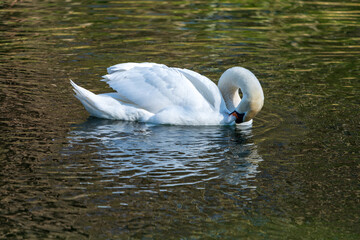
218 67 264 122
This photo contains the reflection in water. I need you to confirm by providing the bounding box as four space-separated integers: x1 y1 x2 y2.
53 118 268 238
66 118 263 190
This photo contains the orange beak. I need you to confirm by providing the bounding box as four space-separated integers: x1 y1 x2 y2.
229 111 245 124
230 112 238 118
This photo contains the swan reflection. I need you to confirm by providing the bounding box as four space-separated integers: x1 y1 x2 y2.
66 118 263 190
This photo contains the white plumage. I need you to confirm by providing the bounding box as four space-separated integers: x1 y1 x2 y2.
71 62 264 125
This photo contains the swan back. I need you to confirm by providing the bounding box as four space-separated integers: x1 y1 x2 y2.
100 63 230 125
218 67 264 122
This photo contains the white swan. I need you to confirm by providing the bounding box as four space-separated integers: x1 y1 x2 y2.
70 62 264 125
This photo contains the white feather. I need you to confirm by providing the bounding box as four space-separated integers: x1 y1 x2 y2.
71 63 264 125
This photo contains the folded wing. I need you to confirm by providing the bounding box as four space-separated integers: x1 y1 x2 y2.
101 63 221 114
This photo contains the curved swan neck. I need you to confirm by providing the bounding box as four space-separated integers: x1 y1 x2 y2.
218 67 264 122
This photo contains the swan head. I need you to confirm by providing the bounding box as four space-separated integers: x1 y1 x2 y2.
218 67 264 123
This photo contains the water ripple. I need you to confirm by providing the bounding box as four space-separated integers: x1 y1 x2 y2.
65 119 263 191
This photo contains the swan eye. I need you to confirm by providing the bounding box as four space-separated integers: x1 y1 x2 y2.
229 111 245 124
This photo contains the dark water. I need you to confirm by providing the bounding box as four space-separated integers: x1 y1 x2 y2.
0 0 359 239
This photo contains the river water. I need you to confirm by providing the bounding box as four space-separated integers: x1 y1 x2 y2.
0 0 359 239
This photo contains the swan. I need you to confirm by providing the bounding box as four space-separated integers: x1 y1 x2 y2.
70 62 264 125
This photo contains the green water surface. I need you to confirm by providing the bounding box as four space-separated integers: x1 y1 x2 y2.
0 0 359 239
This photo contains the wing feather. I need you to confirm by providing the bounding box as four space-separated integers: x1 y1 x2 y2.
174 68 227 112
102 63 215 113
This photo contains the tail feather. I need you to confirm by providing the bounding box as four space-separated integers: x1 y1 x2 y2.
70 80 106 118
70 80 153 121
